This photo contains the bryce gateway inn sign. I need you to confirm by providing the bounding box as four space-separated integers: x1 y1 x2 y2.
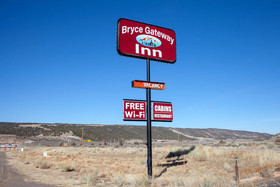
117 18 176 63
118 18 175 178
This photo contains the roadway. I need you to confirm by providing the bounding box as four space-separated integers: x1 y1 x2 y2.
256 177 280 187
0 152 54 187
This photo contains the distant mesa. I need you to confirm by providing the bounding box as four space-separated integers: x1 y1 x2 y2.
0 122 272 141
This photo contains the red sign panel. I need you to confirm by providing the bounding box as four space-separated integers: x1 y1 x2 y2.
152 102 173 121
132 80 165 90
123 100 146 121
117 18 176 63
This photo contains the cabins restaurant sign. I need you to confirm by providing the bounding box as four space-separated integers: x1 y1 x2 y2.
117 18 176 63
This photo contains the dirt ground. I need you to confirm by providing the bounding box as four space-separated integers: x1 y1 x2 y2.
2 141 280 187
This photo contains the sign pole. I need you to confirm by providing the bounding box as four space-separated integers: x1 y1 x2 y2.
118 18 176 179
146 59 152 178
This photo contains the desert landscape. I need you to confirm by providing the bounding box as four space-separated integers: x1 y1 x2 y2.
2 0 280 186
1 123 280 186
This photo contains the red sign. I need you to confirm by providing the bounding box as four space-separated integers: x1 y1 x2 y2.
132 80 165 90
123 100 146 121
117 18 176 63
152 102 173 121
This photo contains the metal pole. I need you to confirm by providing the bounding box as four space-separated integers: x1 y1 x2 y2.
146 59 152 178
235 157 239 187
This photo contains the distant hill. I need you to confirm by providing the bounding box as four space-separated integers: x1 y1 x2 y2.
173 128 271 140
0 122 271 141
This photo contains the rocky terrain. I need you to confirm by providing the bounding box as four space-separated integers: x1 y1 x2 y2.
270 133 280 143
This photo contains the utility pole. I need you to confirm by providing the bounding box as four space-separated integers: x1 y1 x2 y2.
81 127 84 146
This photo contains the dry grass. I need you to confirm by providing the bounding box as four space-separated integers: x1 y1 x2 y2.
60 162 77 172
7 144 280 187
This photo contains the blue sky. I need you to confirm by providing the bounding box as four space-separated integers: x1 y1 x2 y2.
0 0 279 134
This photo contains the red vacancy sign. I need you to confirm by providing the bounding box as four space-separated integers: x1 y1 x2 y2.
117 18 176 63
123 100 146 121
152 102 173 121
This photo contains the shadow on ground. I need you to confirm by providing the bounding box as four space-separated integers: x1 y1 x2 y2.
154 146 195 178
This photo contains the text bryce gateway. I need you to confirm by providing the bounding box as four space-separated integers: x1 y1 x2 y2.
121 26 175 46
